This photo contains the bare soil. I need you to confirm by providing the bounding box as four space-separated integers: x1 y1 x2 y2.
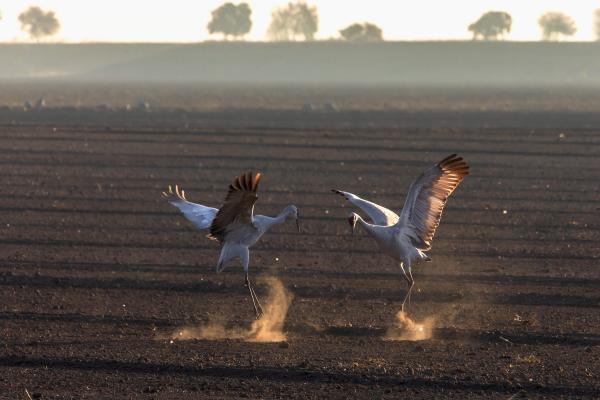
0 107 599 399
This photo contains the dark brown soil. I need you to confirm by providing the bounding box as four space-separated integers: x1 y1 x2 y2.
0 107 599 399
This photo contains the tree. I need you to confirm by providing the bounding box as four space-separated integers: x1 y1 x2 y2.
468 11 511 40
18 6 60 40
594 9 600 41
538 12 576 41
339 22 383 42
267 2 318 41
207 2 252 39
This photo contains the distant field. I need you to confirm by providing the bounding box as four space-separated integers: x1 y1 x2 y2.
1 42 600 85
2 83 600 113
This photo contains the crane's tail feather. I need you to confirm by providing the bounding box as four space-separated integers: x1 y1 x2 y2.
216 259 228 273
418 250 431 262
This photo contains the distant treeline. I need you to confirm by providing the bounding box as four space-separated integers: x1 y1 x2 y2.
1 42 600 86
1 2 600 41
209 3 596 42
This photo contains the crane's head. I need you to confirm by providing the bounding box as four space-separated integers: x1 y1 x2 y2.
348 212 358 235
286 205 300 232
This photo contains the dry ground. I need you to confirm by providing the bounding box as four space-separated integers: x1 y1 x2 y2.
0 107 599 399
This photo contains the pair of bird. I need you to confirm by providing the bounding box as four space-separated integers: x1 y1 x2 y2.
163 154 469 320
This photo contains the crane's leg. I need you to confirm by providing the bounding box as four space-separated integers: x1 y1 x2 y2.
407 266 415 307
399 263 414 313
239 247 263 319
245 274 264 320
250 280 264 318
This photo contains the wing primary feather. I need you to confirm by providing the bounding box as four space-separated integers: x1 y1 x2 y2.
397 154 469 250
209 171 262 242
162 184 218 231
253 173 262 191
244 171 251 190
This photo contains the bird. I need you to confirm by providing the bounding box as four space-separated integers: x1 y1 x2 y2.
332 154 469 312
162 171 300 319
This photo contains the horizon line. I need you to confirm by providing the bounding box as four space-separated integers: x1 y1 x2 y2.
1 39 600 45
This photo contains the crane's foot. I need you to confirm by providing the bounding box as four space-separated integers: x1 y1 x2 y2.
250 286 264 320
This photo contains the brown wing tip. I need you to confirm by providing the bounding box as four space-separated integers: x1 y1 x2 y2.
231 173 244 190
231 171 262 192
244 171 252 190
252 172 262 191
439 154 469 176
438 154 457 165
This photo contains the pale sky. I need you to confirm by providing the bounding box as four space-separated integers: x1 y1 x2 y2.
0 1 599 42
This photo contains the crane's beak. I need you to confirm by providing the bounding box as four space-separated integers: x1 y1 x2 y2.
295 211 301 233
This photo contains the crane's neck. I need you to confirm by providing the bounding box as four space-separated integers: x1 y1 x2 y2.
256 206 295 233
275 205 295 224
355 214 377 237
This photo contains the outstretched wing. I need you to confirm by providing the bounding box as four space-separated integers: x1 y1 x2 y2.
397 154 469 250
332 189 399 226
209 171 261 243
163 185 218 230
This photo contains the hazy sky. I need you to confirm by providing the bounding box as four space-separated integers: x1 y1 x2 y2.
1 1 599 42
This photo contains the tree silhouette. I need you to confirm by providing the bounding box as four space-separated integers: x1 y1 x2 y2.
207 2 252 39
594 9 600 41
468 11 511 40
267 2 318 41
538 12 576 41
339 22 383 42
18 6 60 40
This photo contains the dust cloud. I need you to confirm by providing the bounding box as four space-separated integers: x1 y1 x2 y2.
246 276 292 342
385 310 435 341
170 276 292 343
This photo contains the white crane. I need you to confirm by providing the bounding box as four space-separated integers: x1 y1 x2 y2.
163 171 299 319
332 154 469 312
